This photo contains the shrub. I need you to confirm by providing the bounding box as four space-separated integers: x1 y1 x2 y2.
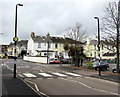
86 62 93 69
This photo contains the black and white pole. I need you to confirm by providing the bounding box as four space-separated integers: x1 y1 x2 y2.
13 4 23 78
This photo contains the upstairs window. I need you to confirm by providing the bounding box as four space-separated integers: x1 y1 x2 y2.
38 43 41 48
49 43 51 49
55 44 58 48
94 45 96 50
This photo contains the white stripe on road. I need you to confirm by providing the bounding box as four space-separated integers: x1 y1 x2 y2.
38 73 53 77
23 73 37 77
62 78 119 95
52 72 67 77
65 72 82 77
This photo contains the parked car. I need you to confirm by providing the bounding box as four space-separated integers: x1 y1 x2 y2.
49 58 60 64
60 58 70 64
92 60 109 71
112 67 120 73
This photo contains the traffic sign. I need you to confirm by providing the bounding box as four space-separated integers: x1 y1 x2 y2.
13 37 18 42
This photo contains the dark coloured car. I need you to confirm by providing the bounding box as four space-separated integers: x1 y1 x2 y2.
61 58 70 64
112 67 120 73
92 60 109 71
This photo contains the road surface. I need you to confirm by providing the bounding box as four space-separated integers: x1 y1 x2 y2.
1 59 119 96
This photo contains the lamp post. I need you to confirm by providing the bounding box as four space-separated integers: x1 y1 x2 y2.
13 4 23 78
94 16 101 76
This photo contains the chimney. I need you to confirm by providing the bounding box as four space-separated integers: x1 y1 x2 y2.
30 32 35 38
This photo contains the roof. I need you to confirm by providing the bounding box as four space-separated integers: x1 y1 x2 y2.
103 53 116 56
50 37 83 44
8 40 28 47
36 50 54 52
32 36 84 44
33 36 52 43
0 45 8 47
86 39 104 45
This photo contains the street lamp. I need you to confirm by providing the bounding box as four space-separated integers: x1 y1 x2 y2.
13 4 23 78
94 16 101 76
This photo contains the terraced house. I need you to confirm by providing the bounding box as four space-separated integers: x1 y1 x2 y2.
27 32 84 59
84 37 119 60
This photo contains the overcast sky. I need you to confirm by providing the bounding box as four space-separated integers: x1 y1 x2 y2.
0 0 117 44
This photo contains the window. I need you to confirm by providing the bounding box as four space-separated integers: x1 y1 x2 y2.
94 45 96 50
48 43 51 49
102 45 104 50
38 43 41 48
44 53 47 56
94 52 96 58
55 51 58 56
59 44 61 47
55 44 58 48
90 54 92 56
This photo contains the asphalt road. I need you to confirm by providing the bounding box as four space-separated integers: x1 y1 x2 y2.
1 59 119 96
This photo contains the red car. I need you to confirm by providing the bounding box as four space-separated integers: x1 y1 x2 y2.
49 58 60 64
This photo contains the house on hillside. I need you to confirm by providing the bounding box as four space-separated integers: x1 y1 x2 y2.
7 40 28 57
27 32 84 59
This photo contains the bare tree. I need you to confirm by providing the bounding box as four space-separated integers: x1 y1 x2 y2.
66 22 86 42
101 1 120 52
101 1 120 73
64 22 86 67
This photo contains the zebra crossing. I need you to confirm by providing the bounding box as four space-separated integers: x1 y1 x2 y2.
17 72 82 79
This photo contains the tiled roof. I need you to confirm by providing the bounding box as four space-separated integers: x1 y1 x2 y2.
33 36 52 43
85 39 104 45
33 36 84 44
103 53 116 56
50 37 84 44
8 40 28 47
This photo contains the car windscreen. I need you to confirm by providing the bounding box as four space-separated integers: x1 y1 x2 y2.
93 61 99 65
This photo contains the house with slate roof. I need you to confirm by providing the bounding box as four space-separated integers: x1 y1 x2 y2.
27 32 84 58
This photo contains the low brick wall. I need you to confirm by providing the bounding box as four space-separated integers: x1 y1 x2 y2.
23 56 47 63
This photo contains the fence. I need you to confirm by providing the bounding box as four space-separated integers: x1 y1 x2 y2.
23 56 47 63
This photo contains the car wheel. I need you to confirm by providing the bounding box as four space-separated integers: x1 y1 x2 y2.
105 67 109 70
112 69 115 73
95 68 97 71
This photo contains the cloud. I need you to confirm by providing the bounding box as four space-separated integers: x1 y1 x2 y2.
1 1 108 44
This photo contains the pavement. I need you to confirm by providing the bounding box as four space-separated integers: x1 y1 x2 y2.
2 64 42 97
58 65 120 83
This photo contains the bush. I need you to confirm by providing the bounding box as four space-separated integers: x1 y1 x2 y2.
86 62 93 69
